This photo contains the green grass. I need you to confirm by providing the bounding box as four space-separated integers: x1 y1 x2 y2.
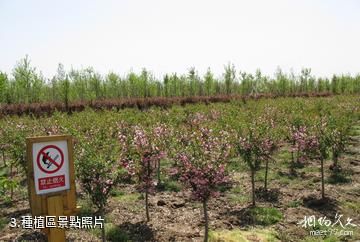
114 192 141 203
289 182 307 190
162 180 182 192
349 125 360 136
273 171 293 185
0 217 7 231
274 149 293 166
342 201 360 214
227 185 249 204
0 166 9 176
227 193 250 205
91 223 129 242
327 171 351 184
249 207 283 226
287 200 302 208
301 236 340 242
230 185 242 194
227 158 248 172
77 198 95 217
160 158 174 168
256 169 276 183
110 189 125 197
112 192 143 213
209 228 279 242
106 224 129 242
302 165 319 173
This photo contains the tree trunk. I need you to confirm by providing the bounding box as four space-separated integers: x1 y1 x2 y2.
296 150 300 163
145 190 150 222
290 158 295 175
101 208 106 242
291 150 294 165
157 160 161 185
264 159 269 191
332 150 340 172
321 158 325 199
2 149 6 167
290 141 295 174
146 158 151 222
251 169 256 206
203 200 209 242
10 162 13 199
333 152 338 167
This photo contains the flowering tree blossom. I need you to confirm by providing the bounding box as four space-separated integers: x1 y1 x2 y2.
120 125 165 222
174 127 231 242
153 123 172 185
312 119 331 199
286 123 320 176
295 118 331 199
290 125 309 162
77 129 123 212
77 127 123 242
237 127 277 206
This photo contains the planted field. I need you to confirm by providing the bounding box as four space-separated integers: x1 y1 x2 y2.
0 95 360 241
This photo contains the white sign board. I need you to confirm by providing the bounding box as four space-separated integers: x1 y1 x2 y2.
32 140 70 195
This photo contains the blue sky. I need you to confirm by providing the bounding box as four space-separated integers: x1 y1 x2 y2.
1 0 359 79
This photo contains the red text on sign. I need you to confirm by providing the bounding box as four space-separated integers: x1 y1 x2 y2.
38 175 65 190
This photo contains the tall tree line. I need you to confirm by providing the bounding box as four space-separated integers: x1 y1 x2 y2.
1 56 360 104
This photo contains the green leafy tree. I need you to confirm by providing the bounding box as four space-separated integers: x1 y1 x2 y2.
224 63 236 95
275 67 288 96
106 72 121 98
0 72 10 103
77 128 124 242
12 55 38 103
299 68 311 93
204 68 214 96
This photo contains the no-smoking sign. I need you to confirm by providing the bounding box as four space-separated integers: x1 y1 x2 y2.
37 145 64 174
32 140 70 195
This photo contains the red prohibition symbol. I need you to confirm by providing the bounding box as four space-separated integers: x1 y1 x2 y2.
36 145 64 174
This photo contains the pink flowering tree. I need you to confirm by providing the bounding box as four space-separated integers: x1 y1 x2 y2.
296 119 331 199
288 125 310 172
261 137 277 191
76 127 124 242
284 113 311 173
117 121 136 182
236 126 277 206
77 152 121 210
120 125 165 222
174 127 231 242
153 123 172 186
313 118 332 199
255 116 278 191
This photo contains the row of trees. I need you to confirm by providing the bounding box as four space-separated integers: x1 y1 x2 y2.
1 96 358 241
75 111 354 242
1 56 360 104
